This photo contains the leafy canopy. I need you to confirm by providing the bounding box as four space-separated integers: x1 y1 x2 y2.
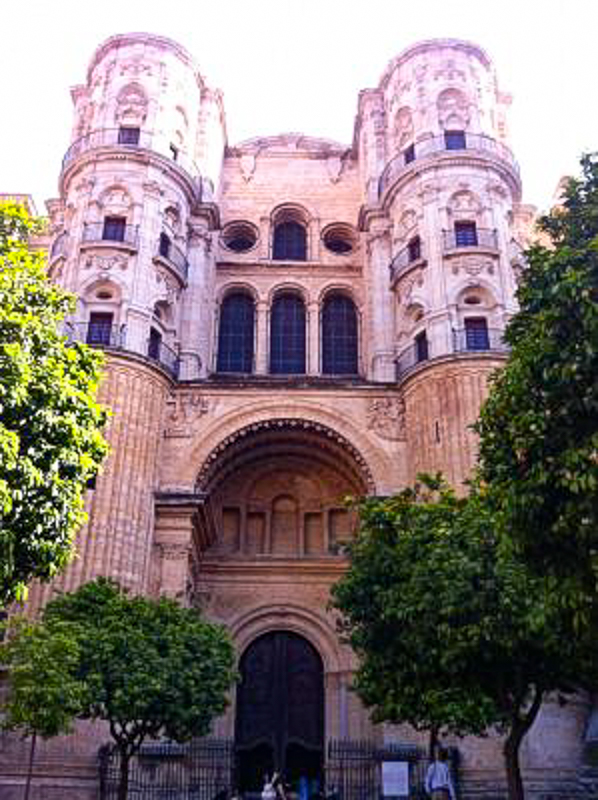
0 202 108 608
476 154 598 597
331 477 581 738
2 578 238 750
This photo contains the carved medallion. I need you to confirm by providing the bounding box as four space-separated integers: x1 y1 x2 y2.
164 391 209 437
367 397 407 441
84 254 128 271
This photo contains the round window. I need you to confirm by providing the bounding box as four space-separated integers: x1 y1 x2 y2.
322 224 355 255
222 222 258 253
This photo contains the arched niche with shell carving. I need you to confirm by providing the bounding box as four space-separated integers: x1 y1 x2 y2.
436 87 470 131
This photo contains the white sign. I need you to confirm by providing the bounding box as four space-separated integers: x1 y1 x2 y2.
382 761 409 797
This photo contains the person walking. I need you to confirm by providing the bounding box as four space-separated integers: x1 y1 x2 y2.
424 748 456 800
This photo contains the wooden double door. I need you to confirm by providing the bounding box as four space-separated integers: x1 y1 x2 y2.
235 631 324 794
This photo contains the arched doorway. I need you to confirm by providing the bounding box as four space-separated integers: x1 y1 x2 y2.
236 631 324 794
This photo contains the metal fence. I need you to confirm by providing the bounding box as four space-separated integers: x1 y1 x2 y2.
326 739 459 800
99 739 235 800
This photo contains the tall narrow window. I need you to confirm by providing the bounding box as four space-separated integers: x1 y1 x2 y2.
87 312 113 346
322 294 358 375
270 293 306 374
407 235 421 263
454 221 478 247
102 216 126 242
273 221 307 261
217 293 255 374
444 130 466 150
465 317 490 351
159 232 171 259
148 327 162 361
118 126 140 145
415 330 429 363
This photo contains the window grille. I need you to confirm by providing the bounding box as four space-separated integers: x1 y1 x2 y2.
102 216 126 242
444 130 466 150
217 293 255 373
464 317 490 350
454 221 478 247
322 295 358 375
87 312 113 346
270 293 306 374
273 221 307 261
117 126 140 145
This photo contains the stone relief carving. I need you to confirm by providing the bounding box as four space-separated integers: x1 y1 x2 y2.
159 543 191 561
115 83 148 125
239 154 257 182
434 59 466 83
120 58 153 78
326 155 343 184
450 256 495 276
155 267 181 302
398 268 425 301
84 254 128 271
367 397 407 441
393 107 414 148
143 180 164 197
164 391 209 438
437 87 470 130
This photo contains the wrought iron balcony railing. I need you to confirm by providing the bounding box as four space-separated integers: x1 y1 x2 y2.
379 132 519 198
64 323 179 378
147 337 180 378
396 327 509 379
156 239 189 282
452 327 509 353
82 222 139 249
442 228 498 251
389 240 425 284
61 128 199 180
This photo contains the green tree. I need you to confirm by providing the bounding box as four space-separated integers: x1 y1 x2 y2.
0 201 108 608
331 477 586 800
2 578 237 800
476 154 598 611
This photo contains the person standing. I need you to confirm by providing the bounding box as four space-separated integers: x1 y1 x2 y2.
424 749 456 800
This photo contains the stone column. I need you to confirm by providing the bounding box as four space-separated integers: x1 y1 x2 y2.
307 300 320 375
255 299 269 374
154 492 206 601
179 219 214 379
366 216 395 381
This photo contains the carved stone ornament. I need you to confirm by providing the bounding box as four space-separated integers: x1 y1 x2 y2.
84 254 128 271
240 154 257 182
326 155 343 184
155 267 181 302
450 256 495 276
115 83 148 125
164 391 209 437
159 543 191 561
120 58 153 78
367 397 407 441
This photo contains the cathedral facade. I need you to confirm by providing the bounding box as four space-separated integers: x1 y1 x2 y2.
1 32 594 799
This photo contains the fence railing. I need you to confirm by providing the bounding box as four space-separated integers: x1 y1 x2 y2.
65 322 126 349
442 228 498 251
379 132 519 197
389 241 425 284
62 128 200 179
99 739 235 800
82 222 139 248
156 239 189 281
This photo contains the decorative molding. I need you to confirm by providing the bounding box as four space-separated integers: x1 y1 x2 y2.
450 256 496 276
84 253 128 272
367 397 407 441
158 543 191 561
164 391 209 437
239 153 257 182
326 155 344 184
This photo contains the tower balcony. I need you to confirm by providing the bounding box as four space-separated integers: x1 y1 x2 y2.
64 322 180 379
60 128 200 184
154 237 189 283
379 133 520 200
395 327 509 381
389 239 427 287
442 227 499 253
81 221 140 251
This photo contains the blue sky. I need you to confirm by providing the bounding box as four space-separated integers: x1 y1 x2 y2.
1 0 596 212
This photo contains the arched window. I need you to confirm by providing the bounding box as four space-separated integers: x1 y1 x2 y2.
273 221 307 261
217 292 255 373
270 293 306 374
322 294 358 375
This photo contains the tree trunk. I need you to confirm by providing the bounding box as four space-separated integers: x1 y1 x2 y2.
117 748 131 800
23 732 36 800
504 730 526 800
428 726 439 760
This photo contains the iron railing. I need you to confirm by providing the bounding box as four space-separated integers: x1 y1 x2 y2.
379 132 519 197
82 222 140 248
389 241 425 284
326 739 459 800
62 128 200 179
147 337 180 378
452 327 509 353
442 228 498 251
396 339 431 378
156 239 189 282
99 739 235 800
65 322 126 349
